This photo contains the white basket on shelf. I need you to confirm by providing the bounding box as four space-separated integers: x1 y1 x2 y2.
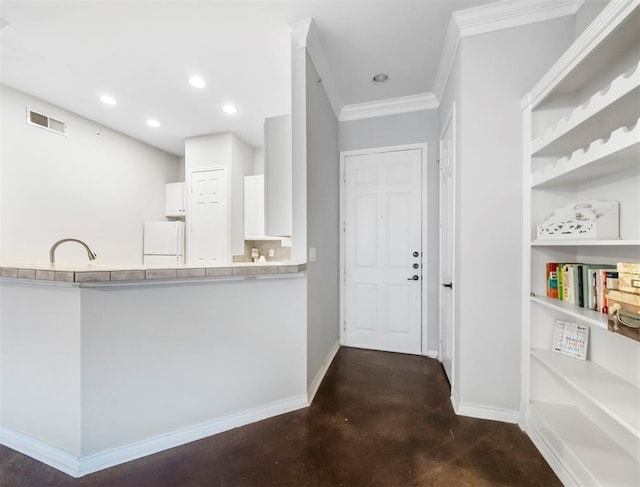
536 200 619 240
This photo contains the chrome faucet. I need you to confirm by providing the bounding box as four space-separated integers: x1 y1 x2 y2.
50 238 97 264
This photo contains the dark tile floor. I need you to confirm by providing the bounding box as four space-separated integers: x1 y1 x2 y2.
0 347 560 486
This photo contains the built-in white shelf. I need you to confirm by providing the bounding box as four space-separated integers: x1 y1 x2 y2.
531 118 640 188
529 402 640 487
531 349 640 436
531 296 608 331
531 239 640 247
532 62 640 157
523 3 640 483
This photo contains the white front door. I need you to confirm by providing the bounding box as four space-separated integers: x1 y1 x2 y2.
188 167 228 265
343 148 422 355
439 106 456 385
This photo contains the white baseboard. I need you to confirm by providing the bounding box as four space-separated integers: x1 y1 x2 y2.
452 400 520 424
307 339 340 403
0 394 308 478
0 427 81 477
424 349 438 359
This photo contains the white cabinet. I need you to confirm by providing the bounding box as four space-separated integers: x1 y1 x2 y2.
264 114 292 237
521 3 640 486
165 182 186 218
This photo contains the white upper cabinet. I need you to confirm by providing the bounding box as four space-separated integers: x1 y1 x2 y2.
522 2 640 486
264 114 292 237
165 182 186 218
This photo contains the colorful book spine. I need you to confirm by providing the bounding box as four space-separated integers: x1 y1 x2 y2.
557 264 564 301
546 263 560 299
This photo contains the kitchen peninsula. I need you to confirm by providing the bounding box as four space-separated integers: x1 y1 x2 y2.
0 261 308 477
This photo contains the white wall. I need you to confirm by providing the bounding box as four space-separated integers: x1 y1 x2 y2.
1 282 82 455
339 109 440 356
230 134 254 255
253 147 265 175
184 132 232 171
1 276 307 463
439 17 575 417
0 85 180 265
80 278 307 455
305 54 340 388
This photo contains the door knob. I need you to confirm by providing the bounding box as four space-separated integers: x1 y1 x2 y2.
412 251 420 257
413 263 420 269
407 275 420 281
442 282 453 289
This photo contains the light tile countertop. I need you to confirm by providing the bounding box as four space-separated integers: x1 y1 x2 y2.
0 261 306 286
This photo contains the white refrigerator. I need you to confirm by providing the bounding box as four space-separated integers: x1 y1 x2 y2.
143 221 185 266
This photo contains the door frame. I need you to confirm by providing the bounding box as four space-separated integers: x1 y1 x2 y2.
339 143 429 355
439 104 456 389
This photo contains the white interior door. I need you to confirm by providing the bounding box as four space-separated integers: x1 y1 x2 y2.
343 148 422 355
188 167 228 265
439 107 456 385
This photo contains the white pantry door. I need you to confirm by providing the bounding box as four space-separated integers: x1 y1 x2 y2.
188 167 228 265
343 148 422 355
439 107 456 385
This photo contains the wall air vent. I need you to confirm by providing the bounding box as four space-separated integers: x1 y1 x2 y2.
26 108 68 136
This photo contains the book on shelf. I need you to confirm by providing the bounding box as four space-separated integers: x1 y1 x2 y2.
596 270 619 314
546 262 560 299
545 262 616 313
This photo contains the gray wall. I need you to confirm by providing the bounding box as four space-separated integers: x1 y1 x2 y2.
306 54 340 387
439 16 575 415
339 109 441 356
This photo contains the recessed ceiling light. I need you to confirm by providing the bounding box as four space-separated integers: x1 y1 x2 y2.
146 119 161 128
372 73 389 84
100 95 117 106
222 104 238 115
189 76 206 88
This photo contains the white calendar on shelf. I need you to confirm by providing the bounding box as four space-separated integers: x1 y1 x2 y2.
552 320 589 360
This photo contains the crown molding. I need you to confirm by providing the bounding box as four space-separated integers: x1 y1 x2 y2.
289 18 341 117
433 15 461 106
434 0 584 101
454 0 583 38
289 18 311 48
339 93 438 122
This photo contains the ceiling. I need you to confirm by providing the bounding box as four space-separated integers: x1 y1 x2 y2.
0 0 496 156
